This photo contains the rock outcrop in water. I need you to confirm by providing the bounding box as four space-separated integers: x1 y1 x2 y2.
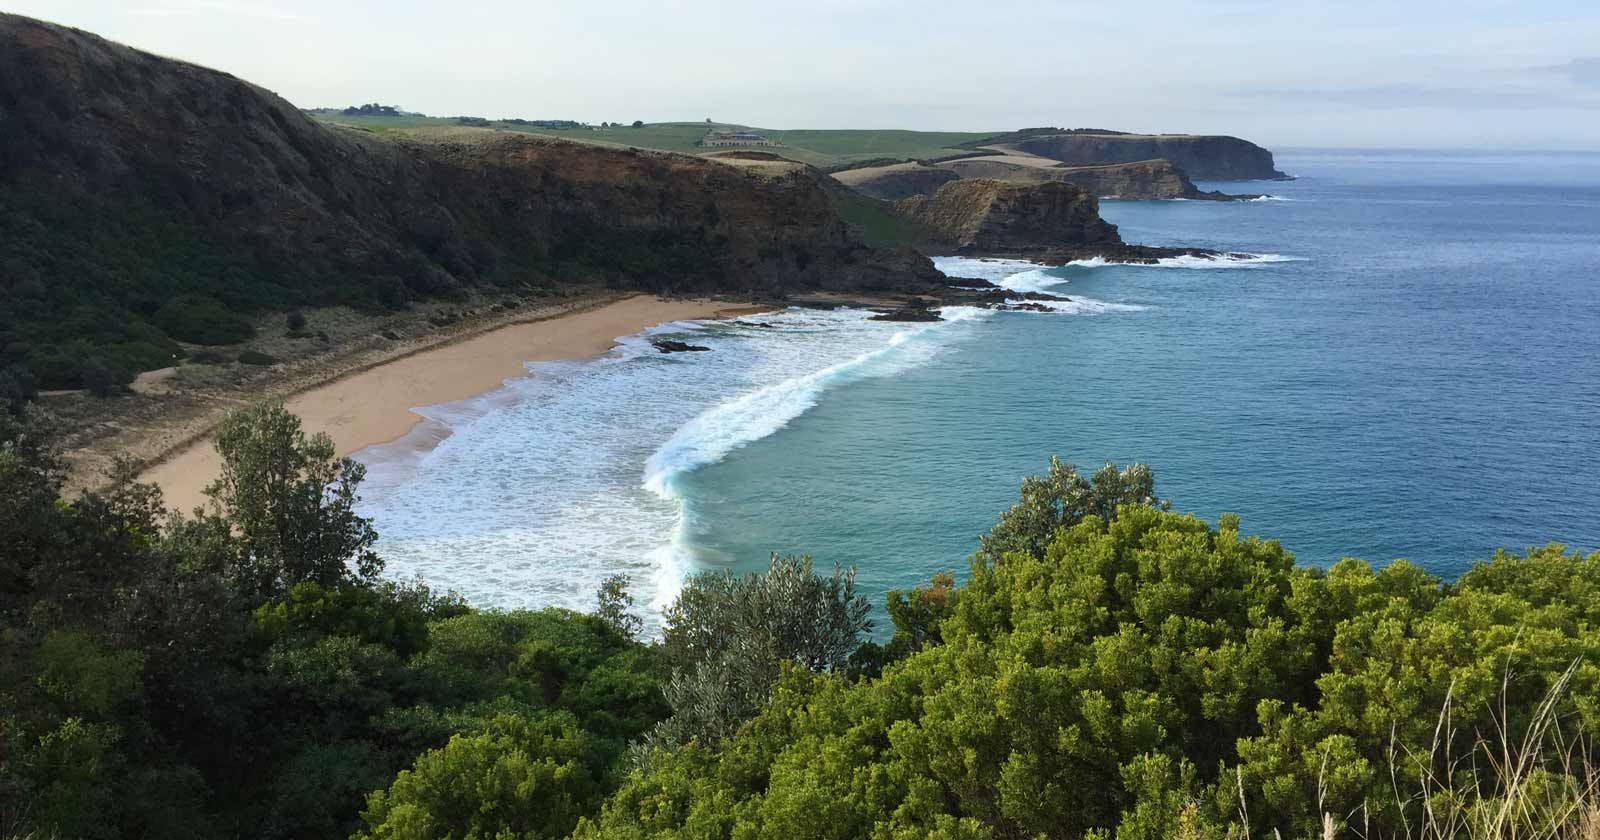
651 339 712 353
0 13 945 385
1005 133 1291 181
869 297 942 322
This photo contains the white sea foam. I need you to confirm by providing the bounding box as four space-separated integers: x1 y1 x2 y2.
935 252 1304 286
352 305 989 630
929 256 1045 284
1006 297 1147 314
1148 252 1304 268
1250 194 1294 202
639 307 989 604
1060 252 1304 269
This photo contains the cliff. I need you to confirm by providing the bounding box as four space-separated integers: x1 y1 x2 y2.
894 180 1121 253
0 14 940 389
1005 133 1291 181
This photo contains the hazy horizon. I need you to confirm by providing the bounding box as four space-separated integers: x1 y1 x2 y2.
15 0 1600 151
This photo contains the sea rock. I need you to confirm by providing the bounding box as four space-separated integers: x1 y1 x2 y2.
870 297 942 322
651 339 712 353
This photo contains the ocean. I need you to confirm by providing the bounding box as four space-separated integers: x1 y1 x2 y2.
355 149 1600 630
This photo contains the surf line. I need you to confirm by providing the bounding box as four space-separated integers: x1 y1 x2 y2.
638 306 989 607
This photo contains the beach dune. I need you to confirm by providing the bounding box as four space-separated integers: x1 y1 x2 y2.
142 296 768 514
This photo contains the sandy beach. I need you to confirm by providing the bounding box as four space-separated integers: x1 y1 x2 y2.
141 295 770 514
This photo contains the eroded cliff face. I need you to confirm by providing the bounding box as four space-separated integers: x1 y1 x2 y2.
835 157 1256 203
940 158 1256 200
894 180 1121 253
0 12 941 334
1008 134 1291 181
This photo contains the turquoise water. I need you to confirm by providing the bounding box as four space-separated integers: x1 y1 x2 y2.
358 150 1600 626
681 150 1600 596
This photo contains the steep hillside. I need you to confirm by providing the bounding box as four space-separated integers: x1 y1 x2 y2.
895 180 1120 253
0 14 939 390
1006 133 1291 180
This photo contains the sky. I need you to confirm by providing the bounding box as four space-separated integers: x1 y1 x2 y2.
13 0 1600 149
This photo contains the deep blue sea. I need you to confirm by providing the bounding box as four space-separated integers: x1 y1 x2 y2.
357 150 1600 628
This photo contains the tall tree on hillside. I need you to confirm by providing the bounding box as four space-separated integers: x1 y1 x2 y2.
205 401 380 599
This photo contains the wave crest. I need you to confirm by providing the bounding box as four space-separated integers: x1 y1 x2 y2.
640 307 989 603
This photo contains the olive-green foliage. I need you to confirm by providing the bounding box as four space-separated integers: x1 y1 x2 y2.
649 554 872 750
152 297 256 346
204 401 380 598
0 408 671 840
357 712 606 840
597 574 644 641
579 461 1599 840
979 456 1167 561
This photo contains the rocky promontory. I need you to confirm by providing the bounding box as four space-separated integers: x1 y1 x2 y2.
940 158 1257 201
832 157 1258 203
1005 133 1291 181
894 180 1121 253
887 178 1230 266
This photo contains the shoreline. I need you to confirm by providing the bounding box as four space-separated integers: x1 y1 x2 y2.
139 295 775 514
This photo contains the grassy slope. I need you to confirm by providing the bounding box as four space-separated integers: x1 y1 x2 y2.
310 115 996 169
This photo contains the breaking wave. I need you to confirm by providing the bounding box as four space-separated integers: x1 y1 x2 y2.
1006 297 1147 314
640 307 989 604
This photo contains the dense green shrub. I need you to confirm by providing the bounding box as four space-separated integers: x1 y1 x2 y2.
0 406 670 840
1 363 38 412
154 297 256 345
4 406 1595 840
577 463 1600 840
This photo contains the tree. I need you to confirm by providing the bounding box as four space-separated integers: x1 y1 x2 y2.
81 356 122 397
648 554 871 748
631 120 643 128
979 457 1167 562
0 364 37 415
205 401 380 599
595 574 643 640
